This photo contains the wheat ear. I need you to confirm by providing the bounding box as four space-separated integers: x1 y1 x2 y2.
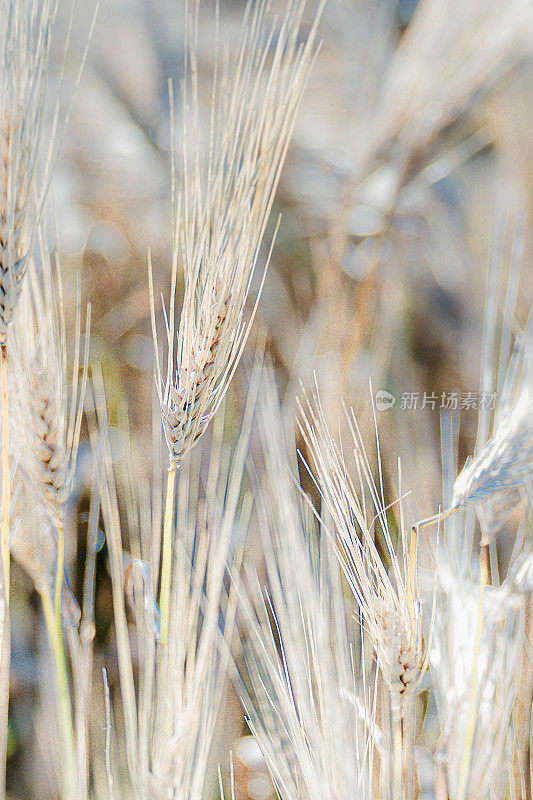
8 234 89 798
235 368 375 800
11 231 90 633
298 389 425 715
0 5 60 796
153 0 324 645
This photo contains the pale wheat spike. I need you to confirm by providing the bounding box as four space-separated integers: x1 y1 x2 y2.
11 232 90 521
11 228 90 631
235 368 374 800
155 0 324 645
153 0 324 469
298 389 425 714
0 0 58 340
450 328 533 536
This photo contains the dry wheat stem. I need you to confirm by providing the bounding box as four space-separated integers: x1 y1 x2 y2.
0 340 9 800
0 344 8 600
88 379 139 785
54 518 64 640
456 544 489 800
159 466 176 645
0 592 8 800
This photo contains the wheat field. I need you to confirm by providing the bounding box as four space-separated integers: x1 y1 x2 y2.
1 0 533 798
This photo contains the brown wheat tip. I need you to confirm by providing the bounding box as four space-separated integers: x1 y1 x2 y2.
152 0 324 469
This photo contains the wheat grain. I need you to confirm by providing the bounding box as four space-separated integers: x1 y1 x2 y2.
11 228 89 632
11 234 90 522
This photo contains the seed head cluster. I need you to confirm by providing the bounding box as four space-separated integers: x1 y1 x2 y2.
153 0 323 470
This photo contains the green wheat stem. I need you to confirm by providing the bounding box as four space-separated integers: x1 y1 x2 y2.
54 518 64 643
159 466 177 646
41 586 77 798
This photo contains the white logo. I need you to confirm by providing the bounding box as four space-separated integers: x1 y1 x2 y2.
375 389 395 411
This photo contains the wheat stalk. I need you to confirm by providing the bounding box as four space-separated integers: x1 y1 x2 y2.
90 367 256 798
431 561 524 800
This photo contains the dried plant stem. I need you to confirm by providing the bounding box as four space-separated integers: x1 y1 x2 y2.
513 594 533 797
380 692 390 798
0 344 9 800
393 711 403 800
55 518 64 641
159 466 176 646
457 544 489 800
102 668 116 800
1 344 9 600
434 763 448 800
0 602 9 800
407 527 417 620
40 586 76 798
402 696 416 800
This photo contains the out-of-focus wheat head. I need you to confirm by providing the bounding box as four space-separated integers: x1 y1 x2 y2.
350 0 533 237
152 0 323 468
299 391 425 715
0 0 58 340
452 330 533 525
11 230 89 530
431 564 524 800
237 370 374 800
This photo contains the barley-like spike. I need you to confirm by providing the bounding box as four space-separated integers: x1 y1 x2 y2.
451 329 533 514
236 368 375 800
298 388 426 712
0 0 59 340
153 0 324 470
11 228 90 528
